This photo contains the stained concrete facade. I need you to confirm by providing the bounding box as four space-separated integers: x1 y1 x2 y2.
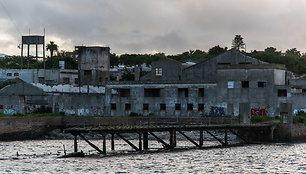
0 49 305 117
76 46 110 86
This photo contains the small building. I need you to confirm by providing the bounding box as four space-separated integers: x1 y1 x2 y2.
76 46 110 86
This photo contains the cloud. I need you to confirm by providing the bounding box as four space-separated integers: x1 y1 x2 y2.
0 0 306 55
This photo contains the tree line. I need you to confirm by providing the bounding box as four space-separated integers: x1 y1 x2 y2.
1 38 306 75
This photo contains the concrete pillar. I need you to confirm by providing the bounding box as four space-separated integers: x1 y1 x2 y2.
280 103 293 125
239 103 250 124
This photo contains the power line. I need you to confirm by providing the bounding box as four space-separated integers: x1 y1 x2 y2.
0 0 21 35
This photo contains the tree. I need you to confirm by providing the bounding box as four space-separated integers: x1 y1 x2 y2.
285 48 301 57
232 35 245 51
208 45 228 56
46 41 58 58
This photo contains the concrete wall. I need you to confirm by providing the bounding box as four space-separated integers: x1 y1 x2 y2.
52 94 105 116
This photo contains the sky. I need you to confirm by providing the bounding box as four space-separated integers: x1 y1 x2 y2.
0 0 306 56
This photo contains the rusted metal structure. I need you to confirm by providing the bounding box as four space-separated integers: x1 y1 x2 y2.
20 35 45 69
64 124 276 156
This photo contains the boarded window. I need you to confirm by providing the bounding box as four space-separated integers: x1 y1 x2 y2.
198 88 204 97
198 104 204 111
143 104 149 111
187 104 193 111
125 104 131 111
119 89 130 97
278 89 287 97
155 68 162 76
111 103 116 110
144 88 161 97
258 81 266 87
241 81 249 88
178 88 188 97
175 104 181 111
160 104 166 111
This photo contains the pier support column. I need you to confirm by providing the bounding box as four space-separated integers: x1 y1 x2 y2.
139 133 142 151
103 134 106 155
111 134 115 151
74 134 78 152
143 132 148 150
224 129 228 146
199 130 203 147
169 129 176 149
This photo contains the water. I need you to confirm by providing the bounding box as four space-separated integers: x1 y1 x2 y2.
0 140 305 173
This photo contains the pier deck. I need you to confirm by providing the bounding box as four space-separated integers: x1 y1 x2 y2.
64 124 276 156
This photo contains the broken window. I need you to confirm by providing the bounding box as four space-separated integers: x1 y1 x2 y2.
38 77 45 83
258 81 266 88
125 104 131 111
239 62 252 64
178 88 188 97
75 78 79 84
63 77 70 84
14 73 19 76
144 88 161 97
155 68 162 76
160 104 166 111
302 89 306 93
187 104 193 111
278 89 287 97
143 104 149 111
198 88 204 97
217 62 230 65
6 73 12 76
119 89 130 97
198 104 204 111
0 105 3 109
228 81 234 88
241 81 249 88
175 104 181 111
111 103 116 110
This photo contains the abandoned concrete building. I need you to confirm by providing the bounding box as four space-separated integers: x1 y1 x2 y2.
0 48 305 117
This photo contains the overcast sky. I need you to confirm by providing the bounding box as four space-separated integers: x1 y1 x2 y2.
0 0 306 56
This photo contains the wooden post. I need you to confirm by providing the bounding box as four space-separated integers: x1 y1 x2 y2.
199 130 203 147
111 134 115 151
224 129 228 146
143 132 148 150
74 134 78 152
139 133 142 151
169 129 176 149
103 134 106 155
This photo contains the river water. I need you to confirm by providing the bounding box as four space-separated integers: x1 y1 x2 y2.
0 139 305 173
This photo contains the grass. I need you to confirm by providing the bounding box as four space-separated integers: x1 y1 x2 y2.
251 115 280 123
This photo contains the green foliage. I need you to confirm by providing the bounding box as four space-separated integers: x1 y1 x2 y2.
208 45 228 57
129 112 141 117
293 111 306 124
251 116 279 123
249 47 306 75
232 35 245 51
121 72 134 81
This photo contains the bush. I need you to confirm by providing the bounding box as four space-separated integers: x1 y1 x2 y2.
129 112 141 117
251 116 277 123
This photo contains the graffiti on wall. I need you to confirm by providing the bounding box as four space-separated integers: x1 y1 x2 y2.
250 105 270 116
4 109 16 116
209 106 225 116
293 109 306 114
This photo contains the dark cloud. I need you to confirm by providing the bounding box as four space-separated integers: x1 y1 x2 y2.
0 0 306 55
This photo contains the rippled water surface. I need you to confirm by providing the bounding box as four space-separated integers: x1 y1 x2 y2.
0 140 305 173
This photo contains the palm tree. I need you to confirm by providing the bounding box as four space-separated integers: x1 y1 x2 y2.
46 41 58 58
